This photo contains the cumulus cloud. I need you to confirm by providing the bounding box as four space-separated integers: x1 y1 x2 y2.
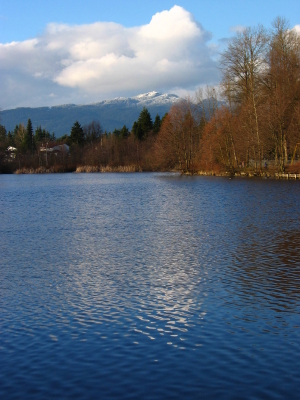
0 6 219 109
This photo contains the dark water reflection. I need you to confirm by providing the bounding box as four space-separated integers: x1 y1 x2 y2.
0 173 299 399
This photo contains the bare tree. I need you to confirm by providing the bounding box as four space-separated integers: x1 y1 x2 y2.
83 120 103 144
155 100 199 173
221 25 268 168
262 17 300 170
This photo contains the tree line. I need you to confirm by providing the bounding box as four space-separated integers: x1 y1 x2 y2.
0 106 167 172
155 17 300 174
0 17 299 174
202 17 300 173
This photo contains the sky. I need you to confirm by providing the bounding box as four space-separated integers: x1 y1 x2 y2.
1 0 299 109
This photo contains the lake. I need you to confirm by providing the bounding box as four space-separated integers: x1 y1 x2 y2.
0 173 299 399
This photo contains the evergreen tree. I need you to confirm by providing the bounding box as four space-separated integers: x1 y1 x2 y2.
137 107 153 136
113 125 129 139
25 119 34 152
35 126 52 143
153 114 161 134
132 121 138 137
113 128 120 137
35 126 43 142
0 124 7 143
60 134 69 142
120 125 129 139
7 131 15 147
70 121 85 146
135 124 144 141
132 107 153 140
0 124 7 151
44 129 51 141
13 125 19 138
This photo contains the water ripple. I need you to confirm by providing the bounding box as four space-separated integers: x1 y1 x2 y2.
0 173 299 399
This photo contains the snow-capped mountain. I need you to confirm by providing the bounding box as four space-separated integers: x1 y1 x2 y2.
1 92 181 137
93 91 180 107
123 91 179 105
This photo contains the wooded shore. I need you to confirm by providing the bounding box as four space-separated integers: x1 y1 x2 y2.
11 165 300 180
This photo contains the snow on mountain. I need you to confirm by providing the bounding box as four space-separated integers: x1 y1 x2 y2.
1 92 182 137
45 92 181 109
132 91 180 106
93 91 181 107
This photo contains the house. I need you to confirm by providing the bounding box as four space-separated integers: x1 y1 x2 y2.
6 146 17 159
39 143 69 154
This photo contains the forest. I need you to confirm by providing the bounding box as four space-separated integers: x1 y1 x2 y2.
0 18 299 175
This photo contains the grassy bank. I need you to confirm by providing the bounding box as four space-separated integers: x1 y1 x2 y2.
10 162 300 180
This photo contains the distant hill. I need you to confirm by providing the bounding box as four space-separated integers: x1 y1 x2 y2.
0 92 181 137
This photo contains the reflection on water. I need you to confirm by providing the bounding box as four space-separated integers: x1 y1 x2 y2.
0 173 300 399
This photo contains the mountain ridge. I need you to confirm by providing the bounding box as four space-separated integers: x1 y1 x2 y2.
0 92 181 137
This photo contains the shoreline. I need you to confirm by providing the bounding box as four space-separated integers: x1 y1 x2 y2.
4 166 300 180
193 170 300 180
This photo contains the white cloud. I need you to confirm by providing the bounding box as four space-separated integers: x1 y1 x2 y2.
294 25 300 34
0 6 219 109
229 25 246 34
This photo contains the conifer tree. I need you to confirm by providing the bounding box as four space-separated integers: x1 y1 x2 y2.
0 124 7 151
132 107 153 140
0 124 7 143
153 114 161 134
13 125 19 138
35 126 43 142
132 121 138 137
138 107 153 135
114 125 129 139
7 131 14 147
70 121 85 146
120 125 129 139
25 119 34 152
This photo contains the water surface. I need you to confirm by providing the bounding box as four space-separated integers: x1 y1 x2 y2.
0 173 299 399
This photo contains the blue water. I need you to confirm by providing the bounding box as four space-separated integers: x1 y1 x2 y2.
0 173 299 399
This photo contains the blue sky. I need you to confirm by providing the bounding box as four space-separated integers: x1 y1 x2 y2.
1 1 299 109
2 0 299 43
